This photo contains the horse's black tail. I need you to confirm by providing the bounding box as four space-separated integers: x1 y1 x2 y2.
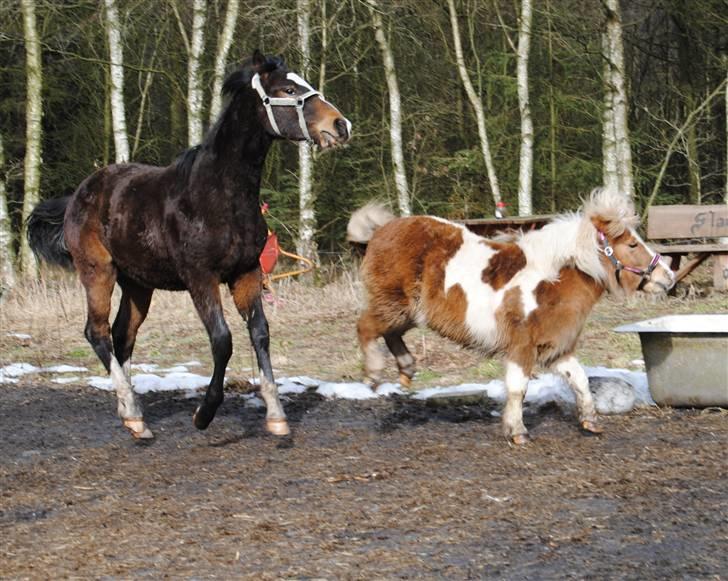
26 196 74 270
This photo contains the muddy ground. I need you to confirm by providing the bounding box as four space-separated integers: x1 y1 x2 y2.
1 381 726 579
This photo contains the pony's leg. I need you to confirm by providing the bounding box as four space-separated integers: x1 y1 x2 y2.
502 360 531 445
229 271 288 436
79 262 153 439
111 279 153 383
357 309 388 387
189 280 232 430
553 355 603 434
384 332 416 388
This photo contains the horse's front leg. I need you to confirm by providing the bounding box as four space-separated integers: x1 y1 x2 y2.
230 271 289 436
189 280 232 430
502 359 531 445
553 354 603 435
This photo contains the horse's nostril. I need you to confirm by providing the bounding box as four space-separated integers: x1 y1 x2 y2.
334 118 349 139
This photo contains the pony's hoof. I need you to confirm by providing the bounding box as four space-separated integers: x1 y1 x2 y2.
580 419 604 435
266 418 290 436
511 433 531 446
122 418 154 440
398 373 413 389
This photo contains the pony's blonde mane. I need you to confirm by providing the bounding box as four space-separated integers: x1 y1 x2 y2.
517 188 636 284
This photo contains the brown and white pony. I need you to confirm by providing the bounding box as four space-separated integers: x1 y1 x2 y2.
348 189 674 444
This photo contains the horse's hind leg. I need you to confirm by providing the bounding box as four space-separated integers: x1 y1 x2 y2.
230 270 288 436
357 309 389 387
79 261 153 439
384 331 416 388
111 279 153 382
188 279 232 431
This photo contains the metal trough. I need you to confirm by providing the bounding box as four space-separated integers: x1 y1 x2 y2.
615 314 728 407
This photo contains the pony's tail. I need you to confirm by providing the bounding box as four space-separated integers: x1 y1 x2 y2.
26 196 74 270
346 203 395 251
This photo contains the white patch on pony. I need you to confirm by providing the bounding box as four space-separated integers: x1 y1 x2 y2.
286 72 315 92
442 222 501 345
554 355 596 421
502 360 529 437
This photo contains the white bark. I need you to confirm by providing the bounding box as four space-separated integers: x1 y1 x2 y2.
296 0 318 265
446 0 502 211
603 0 634 198
516 0 533 216
601 32 619 192
21 0 41 275
187 0 207 146
209 0 239 124
368 0 410 216
104 0 130 163
0 132 16 291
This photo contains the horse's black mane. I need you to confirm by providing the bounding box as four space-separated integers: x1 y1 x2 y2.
173 53 287 183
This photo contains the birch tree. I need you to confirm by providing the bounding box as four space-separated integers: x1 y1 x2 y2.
20 0 42 274
104 0 130 163
601 32 619 192
296 0 318 265
602 0 634 198
515 0 533 215
367 0 410 216
208 0 239 124
173 0 208 146
446 0 503 213
0 133 15 292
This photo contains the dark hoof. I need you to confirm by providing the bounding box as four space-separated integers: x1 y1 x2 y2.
580 419 604 436
193 405 216 430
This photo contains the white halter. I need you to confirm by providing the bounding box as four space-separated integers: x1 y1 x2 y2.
251 72 321 142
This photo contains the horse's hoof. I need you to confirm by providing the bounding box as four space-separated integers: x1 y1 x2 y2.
511 433 531 446
399 373 412 389
580 419 604 435
122 418 154 440
193 405 213 430
266 418 290 436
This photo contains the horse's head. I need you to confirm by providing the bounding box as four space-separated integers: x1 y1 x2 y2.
225 50 351 149
586 189 675 295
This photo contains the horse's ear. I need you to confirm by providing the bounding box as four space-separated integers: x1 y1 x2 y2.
590 215 617 237
252 49 265 68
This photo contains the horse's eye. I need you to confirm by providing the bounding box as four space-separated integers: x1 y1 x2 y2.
628 242 639 248
285 87 295 95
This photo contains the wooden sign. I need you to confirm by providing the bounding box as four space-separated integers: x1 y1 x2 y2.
647 205 728 239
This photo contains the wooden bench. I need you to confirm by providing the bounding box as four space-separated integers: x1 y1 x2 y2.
647 204 728 291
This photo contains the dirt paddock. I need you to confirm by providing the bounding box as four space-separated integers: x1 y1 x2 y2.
1 381 726 579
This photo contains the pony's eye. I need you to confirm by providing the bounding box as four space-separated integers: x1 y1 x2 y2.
285 87 295 95
628 242 639 248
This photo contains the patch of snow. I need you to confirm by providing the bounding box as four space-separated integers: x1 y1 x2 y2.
44 365 88 374
376 383 405 396
279 375 320 388
131 363 159 373
159 366 189 374
51 376 81 385
243 394 265 408
88 376 113 390
175 360 202 367
316 381 378 400
6 332 32 340
278 381 308 395
0 363 39 380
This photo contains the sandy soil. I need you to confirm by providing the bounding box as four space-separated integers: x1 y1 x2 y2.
1 382 726 579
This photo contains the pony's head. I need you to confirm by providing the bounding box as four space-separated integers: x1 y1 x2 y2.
223 50 351 149
584 188 674 295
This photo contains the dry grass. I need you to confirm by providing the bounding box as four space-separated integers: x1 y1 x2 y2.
1 262 726 387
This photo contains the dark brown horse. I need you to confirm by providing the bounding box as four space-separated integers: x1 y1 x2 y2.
28 51 351 439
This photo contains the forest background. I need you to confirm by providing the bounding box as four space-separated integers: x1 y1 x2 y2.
0 0 726 286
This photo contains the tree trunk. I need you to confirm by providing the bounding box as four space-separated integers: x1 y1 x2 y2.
601 32 619 192
296 0 319 267
187 0 207 146
516 0 533 216
603 0 634 198
446 0 502 213
104 0 130 163
20 0 42 275
0 132 16 292
368 0 410 216
209 0 239 124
